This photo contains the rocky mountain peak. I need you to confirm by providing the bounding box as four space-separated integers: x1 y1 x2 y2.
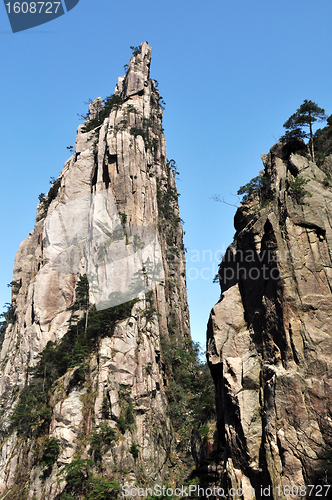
121 41 151 99
0 42 195 498
207 143 332 495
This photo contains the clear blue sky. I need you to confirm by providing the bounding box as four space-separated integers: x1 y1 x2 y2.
1 0 332 346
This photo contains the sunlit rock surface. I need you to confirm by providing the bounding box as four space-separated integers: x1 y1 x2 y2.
207 144 332 498
0 42 190 498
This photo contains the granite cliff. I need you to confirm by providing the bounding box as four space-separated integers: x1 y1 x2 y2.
4 40 329 500
0 42 199 498
207 143 332 498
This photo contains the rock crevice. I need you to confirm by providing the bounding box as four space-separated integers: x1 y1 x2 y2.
208 144 332 497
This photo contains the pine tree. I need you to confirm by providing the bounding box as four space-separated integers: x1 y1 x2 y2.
281 100 327 163
69 274 90 332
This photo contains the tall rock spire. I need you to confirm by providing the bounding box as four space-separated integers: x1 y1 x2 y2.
121 41 151 99
0 43 191 497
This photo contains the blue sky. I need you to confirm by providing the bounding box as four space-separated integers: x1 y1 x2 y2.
1 0 332 346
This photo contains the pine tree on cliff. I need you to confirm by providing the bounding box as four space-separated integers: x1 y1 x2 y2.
281 99 327 163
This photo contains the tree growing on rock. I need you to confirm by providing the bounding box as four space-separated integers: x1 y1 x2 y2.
281 100 327 163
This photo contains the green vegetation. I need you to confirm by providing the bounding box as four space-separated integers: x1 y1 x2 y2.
68 274 89 331
280 100 327 162
59 459 94 494
101 396 110 419
9 276 136 436
10 383 52 436
82 94 123 133
58 458 120 499
129 442 139 459
0 320 5 351
90 424 118 462
236 174 273 210
157 174 181 227
141 302 159 324
36 305 134 377
125 103 137 114
323 175 332 187
38 177 61 217
198 424 210 439
167 159 179 178
2 303 16 324
116 413 133 434
289 176 312 203
48 177 61 203
313 114 332 166
158 95 166 111
40 437 60 470
0 303 16 350
70 274 89 311
130 125 151 149
145 362 152 375
237 175 267 201
86 478 120 500
118 212 127 226
130 45 142 57
236 104 331 209
161 336 215 436
116 387 135 434
7 280 21 294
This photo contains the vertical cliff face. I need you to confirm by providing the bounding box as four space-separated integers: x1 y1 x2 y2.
0 42 190 498
207 144 332 498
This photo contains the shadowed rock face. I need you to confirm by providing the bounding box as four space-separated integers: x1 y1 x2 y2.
207 145 332 498
0 42 190 497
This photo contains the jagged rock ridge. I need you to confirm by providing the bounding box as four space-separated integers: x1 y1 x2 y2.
0 42 191 498
207 143 332 499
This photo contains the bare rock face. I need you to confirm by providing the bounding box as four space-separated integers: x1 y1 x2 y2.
207 146 332 498
0 42 190 498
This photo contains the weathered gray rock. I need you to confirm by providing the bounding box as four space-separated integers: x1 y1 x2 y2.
122 42 151 99
0 42 190 498
207 145 332 498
